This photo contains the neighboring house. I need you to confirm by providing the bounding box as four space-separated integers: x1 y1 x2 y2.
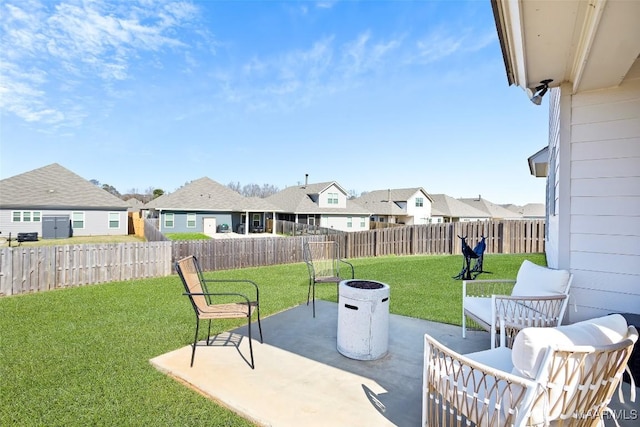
0 163 129 238
143 177 280 235
429 194 491 223
492 0 640 321
458 196 523 220
354 188 433 225
502 203 545 219
124 197 144 212
266 180 371 232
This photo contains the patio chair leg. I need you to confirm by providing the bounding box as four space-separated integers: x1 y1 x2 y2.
247 317 255 369
191 319 200 367
256 307 263 343
206 319 212 345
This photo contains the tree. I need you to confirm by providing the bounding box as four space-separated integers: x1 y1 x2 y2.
259 184 279 198
101 184 121 197
227 181 242 194
348 189 360 200
243 183 261 197
227 182 279 198
152 188 164 199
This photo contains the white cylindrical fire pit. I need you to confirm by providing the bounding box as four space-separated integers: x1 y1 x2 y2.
337 279 390 361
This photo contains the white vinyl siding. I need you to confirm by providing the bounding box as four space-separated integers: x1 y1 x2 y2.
563 73 640 322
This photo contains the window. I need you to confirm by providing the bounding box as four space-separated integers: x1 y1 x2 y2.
11 211 42 222
186 213 196 228
415 197 424 207
360 217 365 227
109 213 120 229
327 192 338 205
252 214 261 227
347 216 352 228
164 213 174 228
72 212 85 229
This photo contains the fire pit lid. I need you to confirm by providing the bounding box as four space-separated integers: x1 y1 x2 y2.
345 280 384 290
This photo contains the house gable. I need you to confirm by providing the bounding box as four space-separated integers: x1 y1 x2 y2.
317 183 347 209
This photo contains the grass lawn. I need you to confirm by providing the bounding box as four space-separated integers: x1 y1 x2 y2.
0 252 545 426
0 234 146 248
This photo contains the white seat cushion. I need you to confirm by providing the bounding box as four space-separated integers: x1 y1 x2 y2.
511 313 629 378
463 296 492 326
466 346 513 373
511 260 571 297
510 314 629 424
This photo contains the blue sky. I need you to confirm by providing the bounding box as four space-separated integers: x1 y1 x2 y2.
0 0 549 205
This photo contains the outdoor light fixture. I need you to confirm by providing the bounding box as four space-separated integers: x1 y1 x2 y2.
530 79 553 105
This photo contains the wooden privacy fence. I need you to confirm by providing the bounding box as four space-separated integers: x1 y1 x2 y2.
345 220 545 258
0 220 544 296
0 242 173 296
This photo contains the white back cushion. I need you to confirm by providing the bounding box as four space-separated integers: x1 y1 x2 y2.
511 260 571 296
511 313 629 379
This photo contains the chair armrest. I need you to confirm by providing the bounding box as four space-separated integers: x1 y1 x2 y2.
494 294 569 348
338 259 354 279
463 279 515 298
423 333 538 427
202 279 260 301
495 294 569 326
183 291 253 306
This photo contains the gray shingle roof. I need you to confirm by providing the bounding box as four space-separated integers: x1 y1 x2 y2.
354 187 432 216
429 194 490 218
267 181 371 215
0 163 129 209
458 197 522 219
502 203 545 218
143 177 281 212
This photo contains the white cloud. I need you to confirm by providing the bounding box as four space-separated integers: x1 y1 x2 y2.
221 31 405 113
0 0 204 126
411 26 496 65
341 31 402 77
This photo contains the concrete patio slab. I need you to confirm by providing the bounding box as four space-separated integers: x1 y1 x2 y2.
150 300 490 426
150 301 639 426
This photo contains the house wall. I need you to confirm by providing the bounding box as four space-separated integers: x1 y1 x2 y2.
405 192 432 225
0 209 127 237
319 214 369 232
0 209 42 236
78 210 128 236
159 211 234 233
557 66 640 322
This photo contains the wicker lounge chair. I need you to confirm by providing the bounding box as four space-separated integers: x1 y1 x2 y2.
463 260 573 348
423 314 638 426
